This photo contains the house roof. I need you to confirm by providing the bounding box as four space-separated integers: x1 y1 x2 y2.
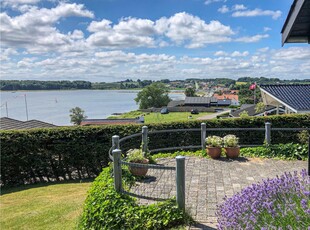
184 97 217 104
81 118 142 126
213 94 239 101
281 0 310 45
260 84 310 112
217 99 231 106
167 100 185 107
230 104 277 117
0 117 57 130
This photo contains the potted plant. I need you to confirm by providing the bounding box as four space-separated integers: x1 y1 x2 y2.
223 135 240 158
206 136 222 159
126 149 149 176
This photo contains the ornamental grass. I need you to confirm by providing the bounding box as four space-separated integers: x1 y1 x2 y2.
217 169 310 230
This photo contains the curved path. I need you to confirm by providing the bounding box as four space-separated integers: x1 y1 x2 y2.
129 157 307 229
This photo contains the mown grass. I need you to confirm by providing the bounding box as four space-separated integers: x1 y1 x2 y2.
109 111 213 123
0 181 92 230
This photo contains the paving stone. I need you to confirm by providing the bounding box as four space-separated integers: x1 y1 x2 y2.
126 157 306 227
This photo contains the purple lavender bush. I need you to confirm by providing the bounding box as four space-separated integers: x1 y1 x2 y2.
217 169 310 229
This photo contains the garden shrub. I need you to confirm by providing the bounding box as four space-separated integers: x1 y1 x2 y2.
1 114 309 186
79 167 187 230
217 170 310 229
240 143 308 160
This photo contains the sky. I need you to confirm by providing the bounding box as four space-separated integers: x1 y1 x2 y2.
1 0 310 82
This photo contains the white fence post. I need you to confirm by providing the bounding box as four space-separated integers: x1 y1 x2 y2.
176 156 185 211
113 149 122 192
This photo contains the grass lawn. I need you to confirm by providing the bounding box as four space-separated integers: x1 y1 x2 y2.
109 111 213 123
0 181 92 230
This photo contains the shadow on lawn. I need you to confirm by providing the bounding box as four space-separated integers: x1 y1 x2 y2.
1 178 94 195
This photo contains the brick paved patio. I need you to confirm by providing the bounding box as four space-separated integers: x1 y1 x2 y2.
128 157 307 229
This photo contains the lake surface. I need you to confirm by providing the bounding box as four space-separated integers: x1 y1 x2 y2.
0 90 185 126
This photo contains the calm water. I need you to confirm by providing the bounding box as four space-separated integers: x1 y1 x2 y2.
0 90 185 126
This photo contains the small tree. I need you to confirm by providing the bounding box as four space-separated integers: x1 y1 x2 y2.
70 107 87 125
255 102 265 113
184 87 196 97
239 110 249 118
134 82 171 109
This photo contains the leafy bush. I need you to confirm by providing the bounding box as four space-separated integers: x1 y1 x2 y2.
217 170 310 229
1 114 309 186
240 143 308 160
79 167 188 229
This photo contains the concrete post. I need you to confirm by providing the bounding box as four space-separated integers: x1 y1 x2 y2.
113 149 122 192
265 122 271 145
112 135 120 150
201 123 206 152
176 156 185 211
142 126 148 155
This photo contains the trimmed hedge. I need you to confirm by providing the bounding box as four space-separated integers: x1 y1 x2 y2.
1 114 309 186
79 167 187 229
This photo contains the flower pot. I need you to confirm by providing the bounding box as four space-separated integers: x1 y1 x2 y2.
224 147 240 158
129 159 149 176
207 147 222 159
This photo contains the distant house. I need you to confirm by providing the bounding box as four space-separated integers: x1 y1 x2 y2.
0 117 57 130
81 117 144 126
184 97 218 107
167 100 185 107
260 84 310 114
213 93 239 105
230 104 285 117
217 99 231 107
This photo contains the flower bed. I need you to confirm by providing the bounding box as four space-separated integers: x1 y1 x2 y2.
217 170 310 229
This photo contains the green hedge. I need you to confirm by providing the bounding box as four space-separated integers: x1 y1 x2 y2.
1 114 309 186
79 167 187 229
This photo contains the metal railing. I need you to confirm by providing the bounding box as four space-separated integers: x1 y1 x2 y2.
110 123 310 208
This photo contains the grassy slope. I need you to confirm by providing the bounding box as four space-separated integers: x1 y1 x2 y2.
1 181 92 230
109 111 213 123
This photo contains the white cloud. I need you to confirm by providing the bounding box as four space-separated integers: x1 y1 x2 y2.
263 27 272 32
0 3 94 53
159 12 234 48
235 34 269 43
271 47 310 61
204 0 226 5
232 4 247 11
218 5 229 13
231 51 249 57
232 9 282 20
214 51 228 56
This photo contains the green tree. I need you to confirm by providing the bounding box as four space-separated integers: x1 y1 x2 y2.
134 82 171 109
255 102 265 113
184 87 196 97
69 107 87 125
239 110 249 118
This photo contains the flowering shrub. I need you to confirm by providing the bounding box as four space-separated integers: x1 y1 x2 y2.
217 169 310 229
223 135 239 147
206 136 222 147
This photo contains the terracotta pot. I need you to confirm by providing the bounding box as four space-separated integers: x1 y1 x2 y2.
224 147 240 158
207 147 222 159
129 159 149 176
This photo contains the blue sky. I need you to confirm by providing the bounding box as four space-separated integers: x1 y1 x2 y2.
1 0 309 82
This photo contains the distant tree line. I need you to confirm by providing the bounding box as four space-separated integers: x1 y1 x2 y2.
1 77 308 91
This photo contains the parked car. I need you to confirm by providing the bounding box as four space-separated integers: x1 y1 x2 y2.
160 108 169 114
191 109 199 114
